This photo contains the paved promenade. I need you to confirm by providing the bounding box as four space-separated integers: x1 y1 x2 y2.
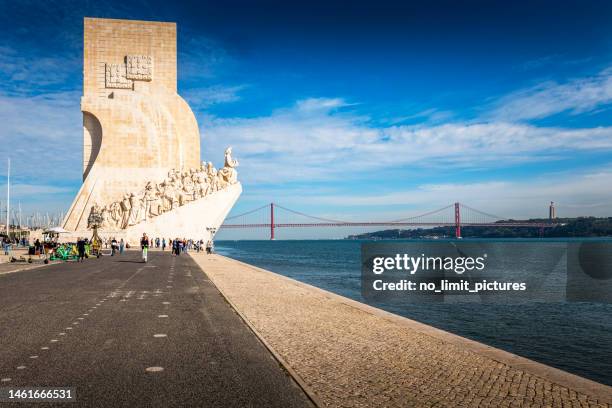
0 251 313 407
191 253 612 408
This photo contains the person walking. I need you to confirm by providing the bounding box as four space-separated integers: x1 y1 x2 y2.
173 238 181 256
141 233 150 263
34 238 42 258
77 237 86 262
206 240 213 255
119 238 124 254
111 237 118 256
162 238 166 251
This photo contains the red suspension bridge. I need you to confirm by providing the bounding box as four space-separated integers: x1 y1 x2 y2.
220 202 559 240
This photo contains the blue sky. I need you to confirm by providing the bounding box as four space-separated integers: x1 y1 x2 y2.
0 0 611 238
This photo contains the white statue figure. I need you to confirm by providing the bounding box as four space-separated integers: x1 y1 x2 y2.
109 201 122 229
196 168 210 198
127 193 144 226
218 146 239 185
161 181 177 212
154 183 165 215
120 194 131 229
99 205 110 229
179 172 195 205
144 182 159 218
167 169 178 182
207 162 219 192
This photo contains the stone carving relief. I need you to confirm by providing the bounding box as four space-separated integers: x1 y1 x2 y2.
105 63 132 89
87 147 239 230
105 55 154 89
126 55 153 81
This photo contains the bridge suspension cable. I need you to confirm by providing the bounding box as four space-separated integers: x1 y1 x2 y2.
224 204 270 221
389 203 455 223
220 202 557 240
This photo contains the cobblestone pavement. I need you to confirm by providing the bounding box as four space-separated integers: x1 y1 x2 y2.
191 254 612 408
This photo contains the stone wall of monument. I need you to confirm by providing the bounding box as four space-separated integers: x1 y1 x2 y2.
63 18 206 233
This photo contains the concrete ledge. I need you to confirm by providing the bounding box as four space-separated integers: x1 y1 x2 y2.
191 253 612 407
199 258 324 408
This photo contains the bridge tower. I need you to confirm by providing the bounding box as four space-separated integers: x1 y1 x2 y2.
270 202 275 240
454 202 461 239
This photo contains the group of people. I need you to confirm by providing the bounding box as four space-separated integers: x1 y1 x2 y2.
100 237 126 255
88 147 239 231
2 236 12 255
2 236 30 255
139 233 214 262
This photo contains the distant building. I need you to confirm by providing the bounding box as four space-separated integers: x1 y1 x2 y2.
549 201 556 220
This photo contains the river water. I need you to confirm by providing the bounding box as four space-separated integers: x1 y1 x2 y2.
215 239 612 386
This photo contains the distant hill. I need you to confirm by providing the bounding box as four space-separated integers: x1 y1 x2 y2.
346 217 612 239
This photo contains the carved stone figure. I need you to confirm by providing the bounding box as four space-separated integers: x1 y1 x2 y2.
206 162 219 192
109 201 122 228
218 146 239 185
196 169 210 198
144 182 160 218
161 181 176 212
99 205 110 229
120 194 131 229
127 193 144 226
179 172 195 205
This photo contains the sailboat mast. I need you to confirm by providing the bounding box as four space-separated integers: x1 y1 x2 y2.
18 201 22 241
5 158 9 237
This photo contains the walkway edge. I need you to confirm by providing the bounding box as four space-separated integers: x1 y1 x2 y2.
0 261 58 276
193 253 612 405
190 253 324 408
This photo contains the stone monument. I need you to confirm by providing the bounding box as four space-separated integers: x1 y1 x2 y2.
62 17 241 243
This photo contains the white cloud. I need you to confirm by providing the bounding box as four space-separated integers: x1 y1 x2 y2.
236 169 612 221
201 97 612 184
0 183 73 197
491 67 612 121
0 46 80 90
0 91 82 184
183 85 245 108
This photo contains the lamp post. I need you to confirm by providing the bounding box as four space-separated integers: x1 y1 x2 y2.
206 227 217 255
206 227 217 239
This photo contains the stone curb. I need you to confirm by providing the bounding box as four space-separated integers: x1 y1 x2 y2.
200 254 612 405
189 253 324 408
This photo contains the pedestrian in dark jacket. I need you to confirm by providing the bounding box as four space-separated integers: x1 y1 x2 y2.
77 238 86 262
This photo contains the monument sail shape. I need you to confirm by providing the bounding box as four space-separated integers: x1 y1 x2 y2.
62 17 241 243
